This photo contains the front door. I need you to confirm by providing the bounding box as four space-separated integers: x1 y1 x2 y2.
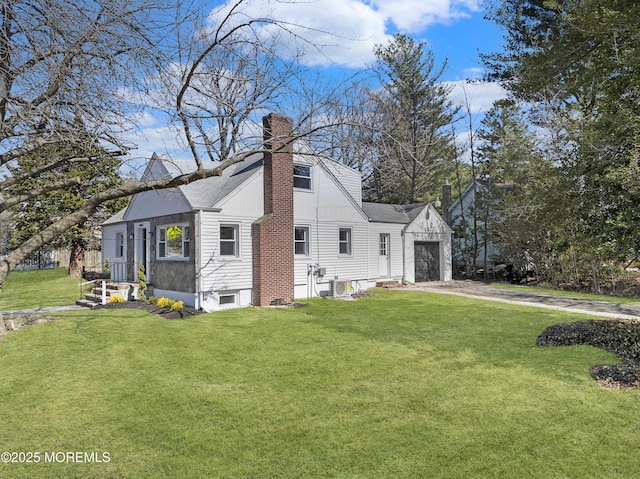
379 234 390 277
134 222 151 283
415 241 440 282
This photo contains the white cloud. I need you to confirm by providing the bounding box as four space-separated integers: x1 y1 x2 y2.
119 111 189 165
445 80 508 160
123 1 496 165
446 80 507 114
207 0 483 68
373 0 482 32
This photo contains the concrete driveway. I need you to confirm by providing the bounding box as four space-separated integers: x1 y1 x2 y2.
403 280 640 320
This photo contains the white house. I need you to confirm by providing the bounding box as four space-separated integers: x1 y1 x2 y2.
448 180 504 276
102 114 452 311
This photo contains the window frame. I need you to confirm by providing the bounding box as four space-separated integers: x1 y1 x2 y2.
219 224 240 258
379 234 388 256
157 224 190 261
293 164 312 190
338 227 352 256
115 231 125 259
294 226 311 257
218 291 238 308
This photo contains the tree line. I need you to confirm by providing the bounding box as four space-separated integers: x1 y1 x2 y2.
474 0 640 293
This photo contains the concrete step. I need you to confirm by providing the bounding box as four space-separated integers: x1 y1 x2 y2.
84 293 106 304
76 298 101 309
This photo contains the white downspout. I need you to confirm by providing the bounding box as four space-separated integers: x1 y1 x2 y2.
195 211 202 310
401 229 407 284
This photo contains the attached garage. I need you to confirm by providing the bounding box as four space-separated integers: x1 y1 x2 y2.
363 202 453 285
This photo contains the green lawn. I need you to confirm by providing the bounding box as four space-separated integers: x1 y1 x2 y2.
1 268 79 310
1 279 639 478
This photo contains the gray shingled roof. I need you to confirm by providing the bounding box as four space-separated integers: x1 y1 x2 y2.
165 154 263 209
102 205 127 225
361 202 428 224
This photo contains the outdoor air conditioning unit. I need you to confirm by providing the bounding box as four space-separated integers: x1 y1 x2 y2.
331 279 351 298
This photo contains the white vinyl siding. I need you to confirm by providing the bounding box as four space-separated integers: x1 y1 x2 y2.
367 223 405 280
320 159 362 205
198 212 255 294
102 223 127 266
293 221 369 287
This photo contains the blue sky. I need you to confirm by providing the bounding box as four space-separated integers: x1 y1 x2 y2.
128 0 507 161
204 0 507 79
427 10 505 82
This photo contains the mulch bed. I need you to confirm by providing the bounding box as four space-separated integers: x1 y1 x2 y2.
96 301 203 320
537 319 640 389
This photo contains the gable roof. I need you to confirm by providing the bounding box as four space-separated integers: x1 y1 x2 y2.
146 151 366 214
362 202 428 224
102 205 127 225
160 153 264 210
114 152 437 226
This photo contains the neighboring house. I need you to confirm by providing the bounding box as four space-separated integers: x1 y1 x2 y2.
447 180 503 275
102 114 452 311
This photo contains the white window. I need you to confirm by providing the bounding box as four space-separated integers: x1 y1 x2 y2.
220 225 239 257
294 226 310 256
115 232 125 258
339 227 352 255
293 164 311 189
158 224 190 259
379 234 388 256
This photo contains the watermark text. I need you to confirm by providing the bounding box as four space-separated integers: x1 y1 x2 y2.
1 451 110 464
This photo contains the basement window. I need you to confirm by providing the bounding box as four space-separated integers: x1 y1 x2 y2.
293 164 311 189
219 292 237 307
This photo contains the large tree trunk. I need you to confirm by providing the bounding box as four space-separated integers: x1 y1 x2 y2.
68 238 86 278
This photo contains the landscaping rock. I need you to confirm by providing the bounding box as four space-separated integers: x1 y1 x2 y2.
0 314 55 338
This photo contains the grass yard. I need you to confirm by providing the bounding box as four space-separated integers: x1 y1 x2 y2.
1 281 639 478
0 268 79 310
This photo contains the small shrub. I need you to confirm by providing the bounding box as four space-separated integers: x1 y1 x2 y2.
109 294 125 304
156 297 174 309
148 296 158 305
137 262 147 300
170 300 184 311
103 258 111 274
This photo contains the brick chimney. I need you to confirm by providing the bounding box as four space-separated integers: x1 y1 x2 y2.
252 114 295 306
